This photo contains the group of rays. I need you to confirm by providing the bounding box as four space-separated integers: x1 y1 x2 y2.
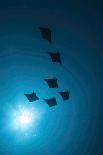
24 27 70 107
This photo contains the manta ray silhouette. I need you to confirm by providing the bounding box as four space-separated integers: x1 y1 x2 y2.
39 27 52 43
58 91 70 101
44 78 58 88
24 92 39 102
44 98 57 107
48 52 62 64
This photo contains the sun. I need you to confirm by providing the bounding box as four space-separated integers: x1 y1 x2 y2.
18 110 32 127
12 105 38 131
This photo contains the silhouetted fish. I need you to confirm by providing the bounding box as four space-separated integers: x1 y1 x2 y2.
58 91 70 101
44 78 58 88
48 52 62 64
39 27 52 43
44 98 57 107
24 92 39 102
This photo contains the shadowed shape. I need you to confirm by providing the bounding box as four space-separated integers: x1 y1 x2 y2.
58 91 70 101
39 27 52 43
24 92 39 102
44 78 58 88
48 52 62 64
44 98 57 107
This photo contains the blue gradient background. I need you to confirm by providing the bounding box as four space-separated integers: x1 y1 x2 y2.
0 1 103 155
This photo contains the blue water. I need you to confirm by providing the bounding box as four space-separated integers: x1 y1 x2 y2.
0 1 103 155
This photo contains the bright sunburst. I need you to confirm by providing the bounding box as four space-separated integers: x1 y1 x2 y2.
17 109 32 127
12 105 39 131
